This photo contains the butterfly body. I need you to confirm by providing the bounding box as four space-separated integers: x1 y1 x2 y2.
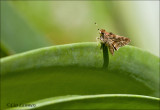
98 29 131 55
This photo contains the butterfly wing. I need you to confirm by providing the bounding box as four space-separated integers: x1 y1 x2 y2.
109 34 131 51
99 30 131 55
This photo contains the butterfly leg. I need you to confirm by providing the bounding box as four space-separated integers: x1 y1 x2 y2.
96 37 100 41
108 44 115 55
96 37 99 46
100 43 103 49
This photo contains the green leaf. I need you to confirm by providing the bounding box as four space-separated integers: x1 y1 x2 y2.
1 42 103 74
1 42 159 109
7 94 160 110
1 1 51 53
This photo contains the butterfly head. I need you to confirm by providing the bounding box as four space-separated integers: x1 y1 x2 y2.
99 29 110 38
99 29 105 34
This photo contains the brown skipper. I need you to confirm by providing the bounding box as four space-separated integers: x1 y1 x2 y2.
96 23 131 55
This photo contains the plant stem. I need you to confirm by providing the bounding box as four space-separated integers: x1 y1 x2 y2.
102 43 109 69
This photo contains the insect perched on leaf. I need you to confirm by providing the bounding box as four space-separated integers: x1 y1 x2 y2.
95 23 131 55
97 29 131 55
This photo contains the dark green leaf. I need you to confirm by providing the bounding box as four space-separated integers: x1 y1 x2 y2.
1 42 159 109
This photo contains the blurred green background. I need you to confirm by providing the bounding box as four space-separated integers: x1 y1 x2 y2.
1 1 159 56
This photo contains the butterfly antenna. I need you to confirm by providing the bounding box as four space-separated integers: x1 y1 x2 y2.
95 22 100 31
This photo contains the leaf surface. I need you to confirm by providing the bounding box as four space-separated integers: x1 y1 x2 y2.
1 42 159 109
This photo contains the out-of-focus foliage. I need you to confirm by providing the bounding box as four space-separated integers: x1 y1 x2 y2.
6 1 159 55
0 42 14 58
1 1 159 56
1 2 51 54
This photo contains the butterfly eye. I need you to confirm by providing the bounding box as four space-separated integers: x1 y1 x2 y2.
109 32 113 35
